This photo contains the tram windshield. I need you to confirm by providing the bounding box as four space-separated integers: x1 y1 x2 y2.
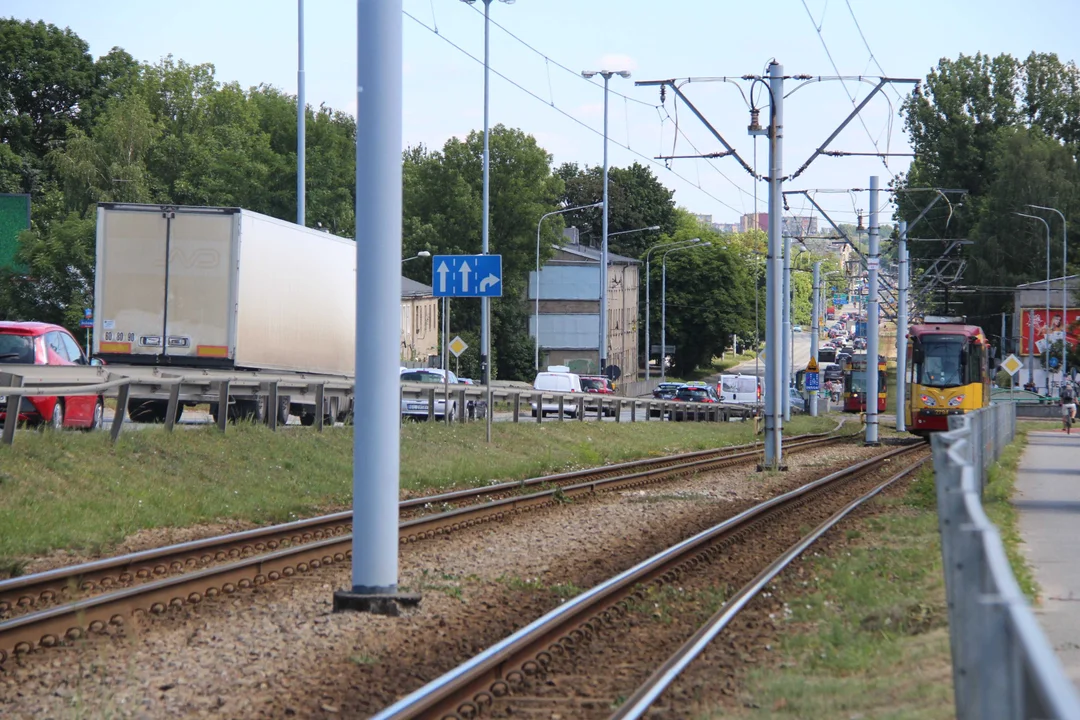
914 336 966 388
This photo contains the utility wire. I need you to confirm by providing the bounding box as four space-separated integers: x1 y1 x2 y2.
800 0 896 178
843 0 906 103
403 10 744 215
460 1 658 109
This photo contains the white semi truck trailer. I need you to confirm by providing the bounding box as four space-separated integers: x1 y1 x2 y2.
93 203 356 424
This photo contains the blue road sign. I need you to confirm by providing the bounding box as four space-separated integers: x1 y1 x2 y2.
432 254 503 297
79 319 94 328
805 372 820 391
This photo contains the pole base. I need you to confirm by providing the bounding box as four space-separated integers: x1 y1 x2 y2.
863 441 882 447
333 590 422 616
756 464 789 472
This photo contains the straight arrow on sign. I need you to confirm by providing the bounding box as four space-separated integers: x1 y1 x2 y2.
459 261 471 292
436 261 449 294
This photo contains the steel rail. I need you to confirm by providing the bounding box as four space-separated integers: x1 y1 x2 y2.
611 456 929 719
0 435 848 662
370 443 925 720
0 434 834 616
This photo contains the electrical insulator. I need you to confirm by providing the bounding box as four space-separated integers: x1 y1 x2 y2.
748 108 762 132
659 85 666 103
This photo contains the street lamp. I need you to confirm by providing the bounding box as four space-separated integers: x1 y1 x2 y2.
644 238 700 382
661 241 711 382
609 225 661 239
402 250 431 264
1028 204 1070 380
581 68 632 373
460 0 514 407
534 201 603 370
1016 212 1053 392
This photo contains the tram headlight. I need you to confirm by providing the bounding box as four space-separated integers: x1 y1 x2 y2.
920 394 937 407
948 395 965 407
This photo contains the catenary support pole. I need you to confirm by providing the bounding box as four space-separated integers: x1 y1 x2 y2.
810 261 820 416
296 0 305 226
645 255 651 382
763 61 784 468
1030 309 1036 387
782 234 792 421
896 220 908 433
661 258 668 383
443 297 450 424
865 175 881 445
334 0 418 614
600 73 609 375
480 0 492 420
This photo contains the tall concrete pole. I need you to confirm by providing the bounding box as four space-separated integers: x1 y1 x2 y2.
810 261 820 416
865 175 881 445
599 73 611 374
896 220 908 432
296 0 305 226
782 234 792 421
1029 205 1069 380
661 258 668 383
480 0 492 397
1030 309 1036 387
764 61 785 468
339 0 403 604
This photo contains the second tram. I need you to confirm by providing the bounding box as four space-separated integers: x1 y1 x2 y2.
904 318 991 436
842 353 888 412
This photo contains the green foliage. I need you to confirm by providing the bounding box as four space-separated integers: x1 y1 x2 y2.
899 52 1080 332
401 125 564 381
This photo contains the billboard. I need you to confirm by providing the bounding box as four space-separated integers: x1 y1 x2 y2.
0 193 30 272
1019 308 1080 356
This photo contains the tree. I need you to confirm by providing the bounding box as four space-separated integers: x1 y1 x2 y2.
556 161 677 255
402 126 564 381
898 52 1080 337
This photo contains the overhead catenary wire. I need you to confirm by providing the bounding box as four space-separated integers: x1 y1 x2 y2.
403 10 745 215
799 0 897 178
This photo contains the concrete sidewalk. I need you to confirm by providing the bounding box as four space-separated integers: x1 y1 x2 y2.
1015 430 1080 687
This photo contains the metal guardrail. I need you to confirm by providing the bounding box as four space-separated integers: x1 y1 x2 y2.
931 404 1080 719
0 365 760 446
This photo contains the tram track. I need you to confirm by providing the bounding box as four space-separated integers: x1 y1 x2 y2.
370 442 928 720
0 432 847 663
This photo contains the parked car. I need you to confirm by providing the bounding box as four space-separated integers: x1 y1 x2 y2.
531 370 582 418
788 386 808 414
399 369 460 421
674 384 720 403
793 325 803 333
0 321 104 430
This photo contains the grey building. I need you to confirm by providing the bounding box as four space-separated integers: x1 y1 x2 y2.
529 243 641 382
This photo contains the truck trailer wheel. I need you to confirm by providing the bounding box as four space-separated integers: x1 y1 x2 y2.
299 412 316 427
277 396 291 425
129 399 183 424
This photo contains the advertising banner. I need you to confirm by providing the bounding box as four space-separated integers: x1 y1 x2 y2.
1019 308 1080 355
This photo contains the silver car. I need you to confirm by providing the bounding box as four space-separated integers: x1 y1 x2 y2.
400 370 460 421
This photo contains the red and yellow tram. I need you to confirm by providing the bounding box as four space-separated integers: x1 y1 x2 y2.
842 353 887 413
904 320 991 435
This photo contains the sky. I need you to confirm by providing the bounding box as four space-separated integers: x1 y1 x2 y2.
8 0 1079 226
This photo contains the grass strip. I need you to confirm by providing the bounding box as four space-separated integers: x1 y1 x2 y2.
0 415 836 569
725 428 1035 718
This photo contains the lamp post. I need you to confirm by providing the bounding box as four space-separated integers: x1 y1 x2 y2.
1016 212 1053 392
534 202 603 370
1028 204 1070 380
581 68 631 374
645 238 700 382
402 250 431 264
661 241 711 382
460 0 514 428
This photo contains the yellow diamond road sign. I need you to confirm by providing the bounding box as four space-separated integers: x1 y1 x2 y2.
448 336 468 358
1001 353 1023 376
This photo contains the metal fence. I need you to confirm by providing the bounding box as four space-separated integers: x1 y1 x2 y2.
0 365 758 447
931 404 1080 719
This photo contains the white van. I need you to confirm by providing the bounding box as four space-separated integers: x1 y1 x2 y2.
531 370 582 417
718 374 762 405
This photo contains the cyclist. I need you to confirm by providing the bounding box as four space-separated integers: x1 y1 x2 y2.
1061 381 1077 433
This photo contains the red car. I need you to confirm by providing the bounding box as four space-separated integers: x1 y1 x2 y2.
579 376 615 394
0 321 104 429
